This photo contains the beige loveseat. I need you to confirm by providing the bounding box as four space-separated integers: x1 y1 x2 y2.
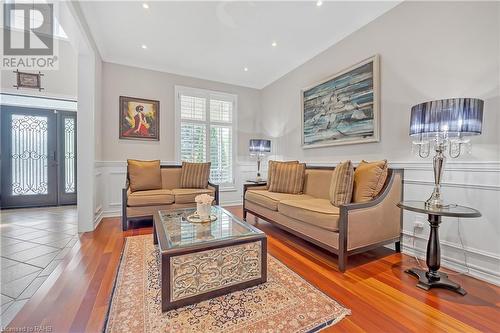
122 165 219 231
243 166 403 272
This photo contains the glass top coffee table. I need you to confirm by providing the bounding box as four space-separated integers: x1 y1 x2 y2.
153 206 267 311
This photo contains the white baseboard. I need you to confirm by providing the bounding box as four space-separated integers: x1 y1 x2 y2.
93 209 103 229
402 235 500 286
221 200 243 207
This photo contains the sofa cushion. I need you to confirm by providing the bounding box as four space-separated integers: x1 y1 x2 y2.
245 190 312 211
180 162 211 189
278 199 340 232
267 160 299 189
127 159 162 192
329 161 354 206
172 188 214 204
353 160 388 203
127 189 174 207
268 162 306 194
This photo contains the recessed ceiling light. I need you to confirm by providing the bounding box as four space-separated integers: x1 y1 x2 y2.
271 41 277 47
142 3 149 9
244 67 248 72
141 44 147 49
316 0 323 7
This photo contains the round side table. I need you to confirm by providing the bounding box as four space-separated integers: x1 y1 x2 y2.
397 200 481 296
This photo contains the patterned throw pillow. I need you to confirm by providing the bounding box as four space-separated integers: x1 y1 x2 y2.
267 162 306 194
127 159 162 192
353 160 388 203
267 160 299 189
179 162 211 189
329 161 354 207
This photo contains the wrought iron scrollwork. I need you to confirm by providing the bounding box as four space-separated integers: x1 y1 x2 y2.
10 115 49 195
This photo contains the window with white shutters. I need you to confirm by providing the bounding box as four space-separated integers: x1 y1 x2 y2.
175 86 236 187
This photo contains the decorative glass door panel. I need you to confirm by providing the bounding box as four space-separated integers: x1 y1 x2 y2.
2 107 57 207
58 112 77 205
11 114 50 196
64 117 76 193
1 106 76 208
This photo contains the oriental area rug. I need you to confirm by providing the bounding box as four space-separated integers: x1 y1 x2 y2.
104 235 350 333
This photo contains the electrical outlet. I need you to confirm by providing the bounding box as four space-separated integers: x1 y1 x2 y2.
414 221 425 229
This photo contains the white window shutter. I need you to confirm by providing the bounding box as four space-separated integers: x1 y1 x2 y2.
177 87 235 187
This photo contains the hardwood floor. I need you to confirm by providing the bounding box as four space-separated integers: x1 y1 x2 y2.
6 206 500 332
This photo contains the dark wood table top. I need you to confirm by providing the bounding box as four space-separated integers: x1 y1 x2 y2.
397 200 481 218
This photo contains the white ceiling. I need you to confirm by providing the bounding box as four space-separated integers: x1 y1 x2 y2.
80 1 400 89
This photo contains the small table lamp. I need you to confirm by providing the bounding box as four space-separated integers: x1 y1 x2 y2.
410 98 483 208
249 139 271 181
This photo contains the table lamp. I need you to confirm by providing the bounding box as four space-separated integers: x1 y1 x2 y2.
409 98 483 208
249 139 271 181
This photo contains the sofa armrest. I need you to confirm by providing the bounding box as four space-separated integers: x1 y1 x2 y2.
244 184 267 192
208 182 220 205
339 169 403 251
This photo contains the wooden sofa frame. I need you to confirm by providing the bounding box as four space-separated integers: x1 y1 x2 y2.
243 166 404 272
122 165 219 231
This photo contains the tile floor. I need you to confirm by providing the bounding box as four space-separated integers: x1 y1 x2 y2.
0 206 78 327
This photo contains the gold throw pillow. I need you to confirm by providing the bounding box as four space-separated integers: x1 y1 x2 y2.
267 160 299 188
268 162 306 194
353 160 388 203
179 162 211 189
127 159 162 192
329 161 354 207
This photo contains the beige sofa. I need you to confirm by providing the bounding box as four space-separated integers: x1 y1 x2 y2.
243 166 403 272
122 165 219 231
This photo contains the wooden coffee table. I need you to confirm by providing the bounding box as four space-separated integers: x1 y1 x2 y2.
153 206 267 311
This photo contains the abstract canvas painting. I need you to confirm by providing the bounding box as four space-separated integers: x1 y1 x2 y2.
119 96 160 141
301 55 379 148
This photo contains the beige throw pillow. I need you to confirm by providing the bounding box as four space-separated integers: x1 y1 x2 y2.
179 162 211 189
267 160 299 188
127 159 162 192
353 160 388 203
267 162 306 194
329 161 354 207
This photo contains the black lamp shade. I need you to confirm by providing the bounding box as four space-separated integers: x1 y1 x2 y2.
410 98 483 137
249 139 271 153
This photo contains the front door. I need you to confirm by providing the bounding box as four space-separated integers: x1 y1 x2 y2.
1 106 76 208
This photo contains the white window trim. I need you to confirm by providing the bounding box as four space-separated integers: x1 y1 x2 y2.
174 85 238 189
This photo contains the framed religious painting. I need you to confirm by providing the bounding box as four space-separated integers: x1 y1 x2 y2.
301 55 380 148
119 96 160 141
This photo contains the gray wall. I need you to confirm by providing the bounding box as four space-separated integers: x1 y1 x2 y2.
98 62 262 207
101 62 261 162
0 33 77 100
260 1 499 162
259 1 500 285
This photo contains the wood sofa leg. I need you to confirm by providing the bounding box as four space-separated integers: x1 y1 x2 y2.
338 252 347 273
122 216 128 231
253 215 259 224
395 241 401 253
243 209 247 221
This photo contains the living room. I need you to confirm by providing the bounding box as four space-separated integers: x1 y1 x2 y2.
1 1 499 332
